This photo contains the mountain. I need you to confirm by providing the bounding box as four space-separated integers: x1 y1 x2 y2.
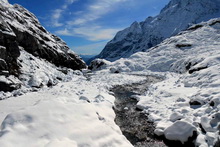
96 0 220 61
0 0 86 93
90 18 220 146
0 17 219 146
80 54 97 65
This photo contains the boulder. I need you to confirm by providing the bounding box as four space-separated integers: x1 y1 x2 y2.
164 120 197 144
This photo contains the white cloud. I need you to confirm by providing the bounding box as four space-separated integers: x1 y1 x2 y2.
68 0 128 26
73 26 120 41
55 25 121 41
55 28 72 36
50 0 77 27
54 0 128 41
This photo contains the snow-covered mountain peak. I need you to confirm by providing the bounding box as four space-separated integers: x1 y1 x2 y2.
97 0 220 61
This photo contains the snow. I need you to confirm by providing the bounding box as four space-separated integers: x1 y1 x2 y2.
0 72 143 147
1 1 220 146
90 18 220 146
97 0 220 61
164 120 197 144
0 47 146 146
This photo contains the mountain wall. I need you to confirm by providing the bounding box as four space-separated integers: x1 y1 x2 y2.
0 0 86 92
0 0 86 75
97 0 220 61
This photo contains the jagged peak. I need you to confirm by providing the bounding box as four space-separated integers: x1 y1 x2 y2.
97 0 220 61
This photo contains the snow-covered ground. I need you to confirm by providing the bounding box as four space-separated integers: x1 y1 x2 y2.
0 48 148 147
0 16 220 147
90 18 220 146
0 70 149 147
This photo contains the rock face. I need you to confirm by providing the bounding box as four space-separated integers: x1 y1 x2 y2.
97 0 220 61
0 0 86 77
0 0 86 92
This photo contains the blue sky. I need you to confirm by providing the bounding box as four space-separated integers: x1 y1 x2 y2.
8 0 169 55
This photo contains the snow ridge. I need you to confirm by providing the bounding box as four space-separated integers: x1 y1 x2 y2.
97 0 220 61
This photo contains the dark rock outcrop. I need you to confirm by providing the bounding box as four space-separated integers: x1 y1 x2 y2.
0 1 86 77
0 1 86 92
88 59 110 71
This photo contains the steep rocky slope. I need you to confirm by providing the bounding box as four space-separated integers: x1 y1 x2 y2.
97 0 220 61
0 0 86 93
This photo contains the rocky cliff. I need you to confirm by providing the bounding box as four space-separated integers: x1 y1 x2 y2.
0 0 86 92
0 1 86 74
97 0 220 61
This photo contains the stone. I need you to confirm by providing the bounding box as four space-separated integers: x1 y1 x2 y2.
0 59 8 71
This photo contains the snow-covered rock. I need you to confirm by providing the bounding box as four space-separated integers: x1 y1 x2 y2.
88 59 111 71
97 0 220 61
164 120 197 144
0 1 86 92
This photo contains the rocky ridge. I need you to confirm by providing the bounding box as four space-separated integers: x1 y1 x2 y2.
97 0 220 61
0 0 86 93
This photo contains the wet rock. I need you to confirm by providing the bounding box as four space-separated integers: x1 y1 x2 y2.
189 100 203 106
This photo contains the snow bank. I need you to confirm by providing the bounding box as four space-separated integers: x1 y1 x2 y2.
0 99 130 147
0 72 137 147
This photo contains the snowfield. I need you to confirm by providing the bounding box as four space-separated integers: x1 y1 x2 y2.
90 18 220 146
0 71 148 147
0 1 220 146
